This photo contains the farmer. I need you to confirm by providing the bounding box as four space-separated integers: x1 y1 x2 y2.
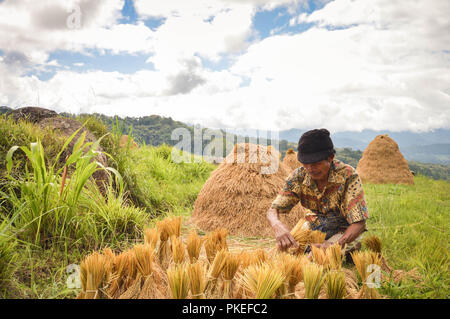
266 128 369 258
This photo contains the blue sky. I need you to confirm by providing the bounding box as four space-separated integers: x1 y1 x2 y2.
0 0 448 132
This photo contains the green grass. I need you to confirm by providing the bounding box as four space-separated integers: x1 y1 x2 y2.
363 175 449 298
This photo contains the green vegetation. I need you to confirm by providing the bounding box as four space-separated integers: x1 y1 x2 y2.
364 175 449 298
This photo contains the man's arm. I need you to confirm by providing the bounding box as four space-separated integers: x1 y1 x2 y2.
267 208 299 251
337 220 366 247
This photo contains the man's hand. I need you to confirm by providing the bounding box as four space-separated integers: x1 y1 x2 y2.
266 208 299 251
273 221 299 251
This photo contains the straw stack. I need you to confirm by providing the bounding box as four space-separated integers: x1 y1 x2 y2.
191 143 305 237
282 148 302 172
356 134 414 185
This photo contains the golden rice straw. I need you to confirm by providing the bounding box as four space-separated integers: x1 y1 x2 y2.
157 219 173 269
134 244 154 277
363 235 392 272
144 227 160 251
102 247 116 285
310 230 326 244
325 270 346 299
80 252 108 299
326 242 343 270
311 245 328 267
167 263 189 299
187 261 207 299
241 263 285 299
222 252 240 299
276 253 308 298
107 251 129 298
351 251 382 299
186 230 202 263
302 263 325 299
205 249 227 298
171 235 185 264
290 227 311 255
167 216 182 238
204 228 228 264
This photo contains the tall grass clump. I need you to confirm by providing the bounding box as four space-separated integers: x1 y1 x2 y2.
0 214 17 290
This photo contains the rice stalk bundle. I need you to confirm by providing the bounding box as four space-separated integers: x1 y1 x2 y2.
363 235 382 254
144 227 160 251
222 252 241 299
107 251 130 298
205 249 227 298
167 263 189 299
325 270 346 299
133 244 154 277
187 261 207 299
351 251 382 299
118 249 139 296
102 247 116 284
302 263 325 299
311 245 328 267
157 219 173 269
167 216 182 238
186 230 202 263
171 235 185 264
80 252 108 299
241 263 285 299
290 221 311 254
204 228 228 263
275 253 305 298
310 231 326 244
118 273 142 299
325 243 343 270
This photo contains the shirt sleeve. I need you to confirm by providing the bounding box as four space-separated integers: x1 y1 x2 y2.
343 173 369 224
270 170 301 214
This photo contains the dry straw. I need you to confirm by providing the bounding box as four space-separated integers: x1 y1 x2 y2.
311 245 328 267
356 134 414 185
326 243 343 270
144 227 160 250
187 261 207 299
79 252 108 299
167 263 189 299
204 228 228 263
363 235 382 254
190 143 305 237
186 230 202 263
302 263 325 299
290 219 311 254
283 148 302 171
222 252 241 299
170 235 185 264
205 249 228 298
310 230 326 244
157 217 181 268
275 253 307 298
351 251 383 299
241 263 285 299
325 270 346 299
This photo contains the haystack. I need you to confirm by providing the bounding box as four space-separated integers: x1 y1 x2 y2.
356 134 414 185
190 143 305 237
283 148 302 172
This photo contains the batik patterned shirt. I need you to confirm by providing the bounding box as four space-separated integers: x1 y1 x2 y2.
271 159 369 238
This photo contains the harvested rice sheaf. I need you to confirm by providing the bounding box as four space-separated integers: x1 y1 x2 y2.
187 261 207 299
351 251 382 299
241 263 285 299
325 243 343 270
144 227 160 250
325 270 346 299
167 263 189 299
221 252 241 299
204 228 228 263
171 235 185 264
310 230 326 244
79 252 108 299
205 249 228 298
302 263 325 299
186 230 202 263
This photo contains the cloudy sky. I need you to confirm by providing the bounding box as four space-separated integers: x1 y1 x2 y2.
0 0 449 132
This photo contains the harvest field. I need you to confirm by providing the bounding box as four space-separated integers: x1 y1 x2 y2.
0 115 449 299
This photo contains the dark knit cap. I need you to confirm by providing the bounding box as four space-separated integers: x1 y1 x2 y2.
297 128 335 164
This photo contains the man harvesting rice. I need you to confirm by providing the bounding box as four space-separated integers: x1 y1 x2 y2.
267 129 369 258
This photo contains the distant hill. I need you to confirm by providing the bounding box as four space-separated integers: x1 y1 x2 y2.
0 106 12 115
261 128 450 165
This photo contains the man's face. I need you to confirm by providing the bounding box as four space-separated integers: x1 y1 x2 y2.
303 155 334 182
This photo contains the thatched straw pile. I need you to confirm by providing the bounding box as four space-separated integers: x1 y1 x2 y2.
190 143 305 237
282 148 302 172
356 134 414 185
119 135 138 149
